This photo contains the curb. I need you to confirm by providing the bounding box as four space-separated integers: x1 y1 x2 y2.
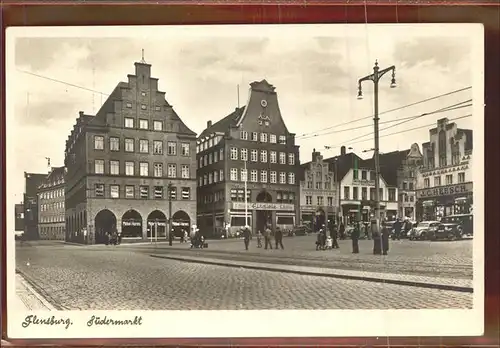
150 254 473 293
15 273 58 311
15 270 65 310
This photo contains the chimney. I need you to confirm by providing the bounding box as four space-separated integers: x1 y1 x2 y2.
341 146 346 156
207 120 212 128
79 111 84 117
312 148 321 162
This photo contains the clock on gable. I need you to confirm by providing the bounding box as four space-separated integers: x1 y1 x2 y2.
261 99 268 107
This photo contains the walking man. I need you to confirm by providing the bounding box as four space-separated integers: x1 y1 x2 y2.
339 222 346 240
330 224 339 249
168 229 174 246
264 225 273 250
352 222 360 253
393 218 402 240
381 224 390 255
274 227 284 250
243 225 251 250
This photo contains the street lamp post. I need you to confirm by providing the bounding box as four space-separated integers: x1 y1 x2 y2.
357 60 397 254
168 182 173 241
244 159 249 228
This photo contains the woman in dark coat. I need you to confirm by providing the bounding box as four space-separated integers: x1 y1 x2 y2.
381 225 390 255
351 222 360 253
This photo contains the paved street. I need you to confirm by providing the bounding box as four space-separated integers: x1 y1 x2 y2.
15 242 472 310
120 234 474 278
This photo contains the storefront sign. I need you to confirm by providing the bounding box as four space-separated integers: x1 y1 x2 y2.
352 179 375 186
232 202 295 211
416 182 473 199
122 220 141 227
421 164 469 177
172 221 189 227
147 221 167 227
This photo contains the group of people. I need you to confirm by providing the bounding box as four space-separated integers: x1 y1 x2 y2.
240 225 285 250
391 218 413 240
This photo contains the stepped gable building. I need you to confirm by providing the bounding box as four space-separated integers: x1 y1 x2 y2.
298 149 337 231
23 172 47 240
64 59 197 244
416 118 473 221
37 166 66 240
196 80 301 237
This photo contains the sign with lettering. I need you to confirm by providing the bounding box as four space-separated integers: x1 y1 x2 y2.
352 179 375 186
147 221 167 227
232 202 295 211
172 221 189 227
416 182 473 199
122 221 141 227
421 165 469 177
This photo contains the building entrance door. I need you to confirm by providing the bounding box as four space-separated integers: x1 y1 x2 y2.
256 190 272 233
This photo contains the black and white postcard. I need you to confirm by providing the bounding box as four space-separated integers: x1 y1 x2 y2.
6 23 484 339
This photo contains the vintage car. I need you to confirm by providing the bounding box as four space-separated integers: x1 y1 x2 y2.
431 222 463 241
292 225 311 236
440 214 473 236
408 221 441 241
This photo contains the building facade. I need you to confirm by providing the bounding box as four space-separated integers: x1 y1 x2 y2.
396 144 423 220
15 203 24 232
23 172 47 240
64 60 197 244
196 80 301 237
37 166 66 240
415 118 473 220
299 149 337 230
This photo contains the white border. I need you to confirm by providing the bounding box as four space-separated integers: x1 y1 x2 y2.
6 23 484 339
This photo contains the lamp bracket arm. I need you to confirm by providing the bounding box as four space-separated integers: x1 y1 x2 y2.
378 66 396 79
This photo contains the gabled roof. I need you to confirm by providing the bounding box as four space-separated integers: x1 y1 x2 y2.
457 128 473 151
198 106 245 139
363 150 409 187
324 152 363 182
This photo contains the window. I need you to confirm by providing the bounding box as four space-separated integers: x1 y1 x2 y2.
153 121 163 131
260 133 268 142
95 184 104 197
214 171 219 182
446 174 453 185
251 170 258 182
379 188 384 201
404 194 409 202
141 104 147 110
110 160 119 175
361 170 367 180
409 182 414 190
167 142 177 155
270 171 277 183
327 197 333 206
353 187 359 200
270 134 277 143
316 182 322 189
240 131 248 140
250 149 258 162
230 147 238 160
288 153 295 165
279 135 286 144
139 139 149 153
213 151 218 163
370 188 376 200
439 155 447 167
203 174 207 185
168 164 176 178
424 178 430 188
125 161 134 176
388 188 396 201
208 173 213 184
153 141 163 154
434 176 441 186
219 148 224 160
169 186 177 200
109 137 119 151
353 169 358 180
306 196 312 205
110 185 119 199
251 132 258 141
181 165 190 179
94 136 104 150
182 187 190 200
241 148 248 161
458 172 465 183
140 162 149 176
94 160 104 174
403 182 408 190
230 168 238 181
203 155 208 166
279 172 286 184
344 186 350 200
198 177 202 187
140 186 149 199
209 138 213 147
181 143 190 156
317 196 324 206
270 151 277 163
219 169 224 181
155 106 161 112
124 117 134 128
126 102 132 108
279 152 286 164
261 170 268 183
154 163 163 177
154 186 163 199
125 185 135 198
260 150 267 162
240 169 247 181
139 119 148 129
125 138 134 152
141 91 147 96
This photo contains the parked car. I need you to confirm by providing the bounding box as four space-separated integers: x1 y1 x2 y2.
440 214 473 236
408 221 440 240
292 225 311 236
431 222 463 241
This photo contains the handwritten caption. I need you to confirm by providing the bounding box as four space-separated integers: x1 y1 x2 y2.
22 314 143 330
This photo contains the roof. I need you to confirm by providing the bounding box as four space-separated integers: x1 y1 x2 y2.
47 166 65 180
198 106 245 139
363 150 409 187
324 152 363 182
457 129 473 151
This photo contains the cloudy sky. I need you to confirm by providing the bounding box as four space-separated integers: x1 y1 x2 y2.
6 24 482 228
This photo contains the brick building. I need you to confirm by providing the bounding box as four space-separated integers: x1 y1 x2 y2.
299 149 337 231
37 166 66 240
23 172 47 240
64 59 197 244
196 80 301 237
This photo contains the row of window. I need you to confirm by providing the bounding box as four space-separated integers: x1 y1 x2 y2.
343 187 397 202
94 184 191 200
93 160 191 178
304 196 335 206
39 214 64 223
425 152 462 169
305 181 333 190
402 182 415 190
40 179 64 189
197 132 287 153
94 136 190 156
40 202 65 211
199 189 296 205
39 188 64 200
229 148 295 165
230 169 296 185
423 172 466 188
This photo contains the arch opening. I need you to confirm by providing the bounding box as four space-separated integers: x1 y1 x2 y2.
121 209 143 238
172 210 190 237
94 209 117 244
147 210 167 238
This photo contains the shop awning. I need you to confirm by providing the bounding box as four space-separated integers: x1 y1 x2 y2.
455 197 468 203
422 200 435 207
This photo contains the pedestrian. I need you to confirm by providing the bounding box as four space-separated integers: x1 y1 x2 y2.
242 226 251 250
381 224 390 255
257 230 263 248
372 221 382 255
330 224 339 249
117 231 122 245
275 227 284 250
404 218 413 238
393 218 402 240
264 225 273 250
351 222 360 253
168 229 174 246
339 222 346 240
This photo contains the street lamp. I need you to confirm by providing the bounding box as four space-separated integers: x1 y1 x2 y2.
357 60 397 254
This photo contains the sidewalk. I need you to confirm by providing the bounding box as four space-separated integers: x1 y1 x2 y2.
150 253 473 293
15 273 56 311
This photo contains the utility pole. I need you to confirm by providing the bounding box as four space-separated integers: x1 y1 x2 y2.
357 60 397 254
244 159 248 228
168 183 173 240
